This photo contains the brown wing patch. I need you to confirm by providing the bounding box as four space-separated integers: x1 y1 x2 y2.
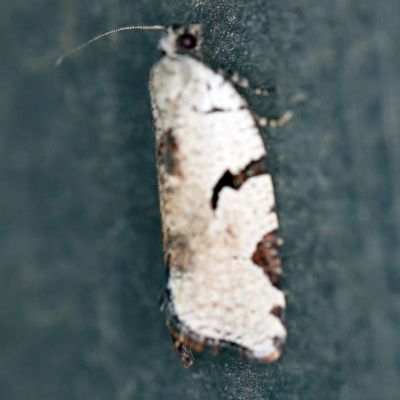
157 128 179 174
252 232 282 285
211 157 268 209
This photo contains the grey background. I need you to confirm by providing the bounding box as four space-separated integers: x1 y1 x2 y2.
1 0 399 399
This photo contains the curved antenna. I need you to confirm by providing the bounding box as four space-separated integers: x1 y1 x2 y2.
56 25 165 66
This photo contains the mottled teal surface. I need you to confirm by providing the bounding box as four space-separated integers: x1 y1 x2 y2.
0 0 399 399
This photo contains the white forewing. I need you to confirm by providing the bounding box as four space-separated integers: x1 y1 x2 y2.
151 46 286 362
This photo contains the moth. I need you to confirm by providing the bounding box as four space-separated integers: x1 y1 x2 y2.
150 25 287 367
57 23 288 368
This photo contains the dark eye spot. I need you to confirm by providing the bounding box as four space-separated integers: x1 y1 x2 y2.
179 34 197 49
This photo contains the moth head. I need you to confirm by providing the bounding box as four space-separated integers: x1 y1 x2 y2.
160 24 203 57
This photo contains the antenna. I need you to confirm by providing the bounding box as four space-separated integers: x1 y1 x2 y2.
56 25 165 66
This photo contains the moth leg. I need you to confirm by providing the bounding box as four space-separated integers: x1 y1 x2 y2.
257 110 294 129
217 69 293 128
218 68 274 94
173 338 195 368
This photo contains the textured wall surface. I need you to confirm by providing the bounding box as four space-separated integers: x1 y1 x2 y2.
1 0 399 399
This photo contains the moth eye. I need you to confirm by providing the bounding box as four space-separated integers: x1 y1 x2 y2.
179 34 197 49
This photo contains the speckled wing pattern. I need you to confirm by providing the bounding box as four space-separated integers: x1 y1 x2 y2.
150 52 286 364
